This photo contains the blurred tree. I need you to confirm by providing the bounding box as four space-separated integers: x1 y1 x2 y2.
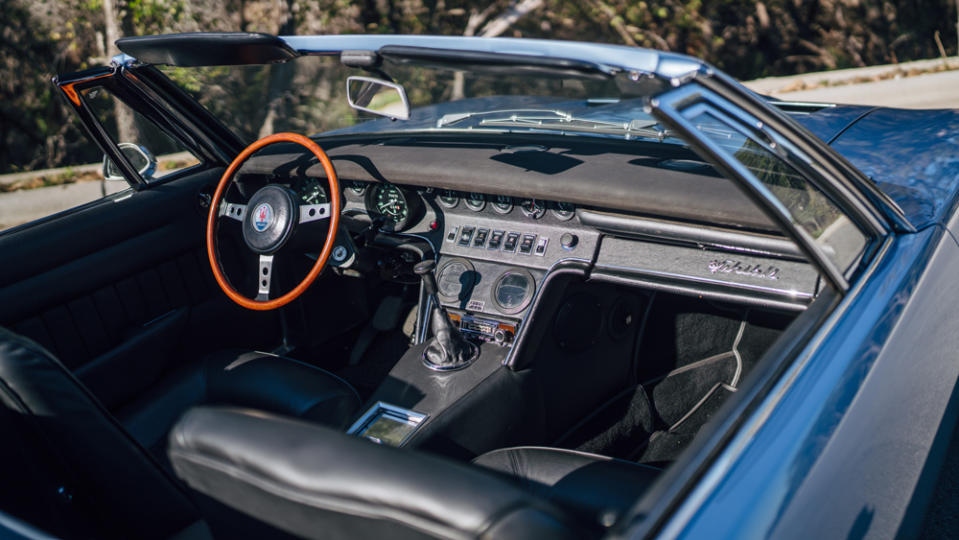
2 0 958 174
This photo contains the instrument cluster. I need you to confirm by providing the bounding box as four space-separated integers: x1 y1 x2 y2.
339 180 578 233
434 190 575 221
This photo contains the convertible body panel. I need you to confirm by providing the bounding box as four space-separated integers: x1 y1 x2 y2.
647 222 959 539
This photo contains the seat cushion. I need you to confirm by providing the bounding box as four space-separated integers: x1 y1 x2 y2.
118 350 361 457
472 446 661 529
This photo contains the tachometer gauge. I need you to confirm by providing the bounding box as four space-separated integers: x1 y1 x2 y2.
550 201 575 221
519 198 546 219
367 184 410 230
437 190 459 208
492 195 513 214
465 192 486 211
293 177 329 204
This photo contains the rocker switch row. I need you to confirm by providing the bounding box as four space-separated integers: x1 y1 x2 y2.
447 225 548 256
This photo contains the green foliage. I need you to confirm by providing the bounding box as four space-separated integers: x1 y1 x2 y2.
2 0 959 174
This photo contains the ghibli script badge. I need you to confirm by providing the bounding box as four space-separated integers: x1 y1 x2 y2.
707 259 781 280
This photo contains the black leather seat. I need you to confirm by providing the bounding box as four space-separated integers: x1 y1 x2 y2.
472 446 661 527
169 407 587 540
167 407 663 539
0 326 360 539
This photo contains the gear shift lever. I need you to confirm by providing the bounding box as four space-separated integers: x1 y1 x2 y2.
414 259 478 370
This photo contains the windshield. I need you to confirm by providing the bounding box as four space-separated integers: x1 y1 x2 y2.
157 54 671 144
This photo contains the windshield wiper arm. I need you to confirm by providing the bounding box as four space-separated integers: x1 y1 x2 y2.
437 109 670 140
436 109 568 128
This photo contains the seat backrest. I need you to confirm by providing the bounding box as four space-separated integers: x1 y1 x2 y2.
0 326 197 539
169 406 588 540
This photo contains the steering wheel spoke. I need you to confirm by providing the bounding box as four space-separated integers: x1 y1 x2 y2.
255 254 274 301
299 203 331 224
219 202 247 221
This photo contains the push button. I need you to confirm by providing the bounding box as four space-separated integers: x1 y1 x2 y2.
519 234 536 255
488 230 505 250
446 226 458 242
474 228 489 247
503 232 520 252
459 227 475 246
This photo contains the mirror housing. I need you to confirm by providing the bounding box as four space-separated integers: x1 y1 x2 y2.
346 76 410 121
103 142 157 182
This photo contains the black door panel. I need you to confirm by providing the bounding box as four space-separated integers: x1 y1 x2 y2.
0 167 279 412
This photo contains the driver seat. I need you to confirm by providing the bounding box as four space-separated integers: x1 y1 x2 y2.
0 325 360 539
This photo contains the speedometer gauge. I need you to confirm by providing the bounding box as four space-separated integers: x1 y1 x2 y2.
367 184 410 230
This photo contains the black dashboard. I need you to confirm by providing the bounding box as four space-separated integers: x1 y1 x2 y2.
265 167 819 355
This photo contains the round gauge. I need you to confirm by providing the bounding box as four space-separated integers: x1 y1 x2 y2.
366 184 410 230
465 192 486 211
437 190 459 208
492 195 513 214
492 269 535 314
293 177 329 204
550 201 576 221
346 181 367 195
436 258 476 302
519 198 546 219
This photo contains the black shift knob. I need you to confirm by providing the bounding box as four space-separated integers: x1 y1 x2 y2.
414 260 438 296
413 260 436 274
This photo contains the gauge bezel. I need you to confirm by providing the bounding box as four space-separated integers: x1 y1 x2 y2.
465 192 487 212
519 198 546 219
491 195 514 214
365 183 413 231
437 189 459 209
550 201 576 221
492 268 535 314
436 257 476 303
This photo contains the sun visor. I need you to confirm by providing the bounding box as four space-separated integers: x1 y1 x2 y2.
116 32 299 66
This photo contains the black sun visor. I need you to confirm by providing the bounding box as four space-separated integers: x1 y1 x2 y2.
116 32 299 66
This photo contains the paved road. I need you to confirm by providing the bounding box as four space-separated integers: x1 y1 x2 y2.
744 68 959 109
0 180 127 230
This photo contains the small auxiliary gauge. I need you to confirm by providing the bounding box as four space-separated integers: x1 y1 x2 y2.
437 190 459 208
550 201 576 221
492 195 513 214
346 181 367 196
520 198 546 219
465 192 486 211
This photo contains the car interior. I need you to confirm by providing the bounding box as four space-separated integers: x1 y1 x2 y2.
0 47 833 539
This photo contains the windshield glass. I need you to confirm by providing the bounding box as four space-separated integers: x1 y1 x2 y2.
157 54 671 144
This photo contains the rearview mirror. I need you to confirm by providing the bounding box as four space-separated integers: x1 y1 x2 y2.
346 76 410 121
103 142 157 181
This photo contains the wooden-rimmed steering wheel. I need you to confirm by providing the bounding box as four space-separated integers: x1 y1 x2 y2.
206 133 341 310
